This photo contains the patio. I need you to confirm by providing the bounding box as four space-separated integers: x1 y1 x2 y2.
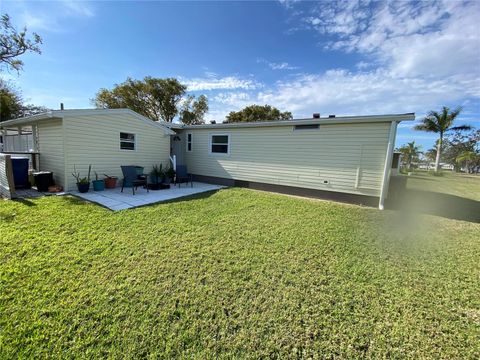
71 182 225 211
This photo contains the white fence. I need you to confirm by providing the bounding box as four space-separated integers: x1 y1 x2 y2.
1 134 34 152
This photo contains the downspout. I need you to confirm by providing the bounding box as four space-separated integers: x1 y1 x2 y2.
378 121 398 210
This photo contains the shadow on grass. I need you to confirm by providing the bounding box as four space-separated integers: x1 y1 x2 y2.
59 195 92 206
136 189 223 210
12 198 36 207
387 189 480 223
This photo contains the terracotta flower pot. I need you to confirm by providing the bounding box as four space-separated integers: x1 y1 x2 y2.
104 177 117 189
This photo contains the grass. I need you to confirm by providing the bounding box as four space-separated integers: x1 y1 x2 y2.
1 175 479 358
406 171 480 201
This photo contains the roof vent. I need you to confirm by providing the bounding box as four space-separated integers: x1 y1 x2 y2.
328 114 335 118
313 113 320 119
60 103 64 110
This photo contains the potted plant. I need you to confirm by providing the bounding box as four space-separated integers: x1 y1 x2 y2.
92 172 105 191
164 166 175 185
149 164 164 190
104 174 118 189
72 165 91 193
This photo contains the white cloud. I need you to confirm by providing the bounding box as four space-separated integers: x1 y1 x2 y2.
302 0 480 81
245 68 473 118
62 0 95 18
355 61 372 70
262 0 480 127
9 0 96 33
278 0 302 10
257 58 299 70
182 74 262 91
213 92 251 106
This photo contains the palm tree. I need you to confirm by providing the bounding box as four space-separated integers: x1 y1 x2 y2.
414 106 471 172
398 141 422 171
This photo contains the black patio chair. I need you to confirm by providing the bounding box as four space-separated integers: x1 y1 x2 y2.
121 165 149 195
175 165 193 188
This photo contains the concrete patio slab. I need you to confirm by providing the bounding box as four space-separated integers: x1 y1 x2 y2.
71 182 225 210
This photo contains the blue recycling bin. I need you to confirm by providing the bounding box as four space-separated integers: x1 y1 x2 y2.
11 157 30 189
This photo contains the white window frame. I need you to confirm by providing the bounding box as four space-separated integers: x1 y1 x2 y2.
209 133 231 156
186 132 193 152
120 132 136 151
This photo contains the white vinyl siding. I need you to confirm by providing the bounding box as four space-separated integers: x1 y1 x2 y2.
37 119 65 188
184 122 391 197
63 113 170 191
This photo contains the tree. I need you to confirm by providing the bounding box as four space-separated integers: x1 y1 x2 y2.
0 80 48 121
225 104 292 123
179 95 208 125
93 77 187 122
423 148 437 170
442 128 479 171
0 14 42 72
456 151 478 173
0 80 22 121
397 141 422 172
414 106 470 172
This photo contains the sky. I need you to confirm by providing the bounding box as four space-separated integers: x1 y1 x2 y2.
1 0 479 150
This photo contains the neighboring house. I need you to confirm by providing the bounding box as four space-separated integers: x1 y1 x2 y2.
0 109 415 209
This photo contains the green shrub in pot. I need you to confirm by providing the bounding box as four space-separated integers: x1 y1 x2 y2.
72 165 91 193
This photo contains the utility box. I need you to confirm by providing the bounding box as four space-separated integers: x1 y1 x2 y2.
33 171 54 192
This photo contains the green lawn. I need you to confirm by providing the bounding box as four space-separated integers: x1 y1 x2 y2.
406 171 480 201
1 176 479 358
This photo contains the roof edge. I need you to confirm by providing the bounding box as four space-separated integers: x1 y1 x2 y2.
0 108 175 135
180 113 416 130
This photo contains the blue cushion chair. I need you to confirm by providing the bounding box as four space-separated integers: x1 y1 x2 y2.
121 165 149 195
175 165 193 188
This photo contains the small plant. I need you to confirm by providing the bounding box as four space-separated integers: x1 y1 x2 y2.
165 166 175 181
150 164 164 185
72 165 91 184
72 165 92 193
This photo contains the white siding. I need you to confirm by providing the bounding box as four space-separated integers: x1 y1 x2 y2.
183 122 391 197
0 154 14 199
37 119 65 187
63 113 170 191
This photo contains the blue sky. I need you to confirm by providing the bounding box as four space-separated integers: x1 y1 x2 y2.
1 0 479 150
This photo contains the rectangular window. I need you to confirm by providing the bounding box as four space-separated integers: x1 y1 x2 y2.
186 133 192 152
210 134 230 155
294 124 320 131
120 132 135 151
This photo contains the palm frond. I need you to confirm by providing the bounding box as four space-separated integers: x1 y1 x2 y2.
449 124 472 132
449 106 463 120
414 117 439 132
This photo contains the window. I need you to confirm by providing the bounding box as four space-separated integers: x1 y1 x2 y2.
186 133 192 152
120 132 135 151
294 124 320 131
210 134 230 155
